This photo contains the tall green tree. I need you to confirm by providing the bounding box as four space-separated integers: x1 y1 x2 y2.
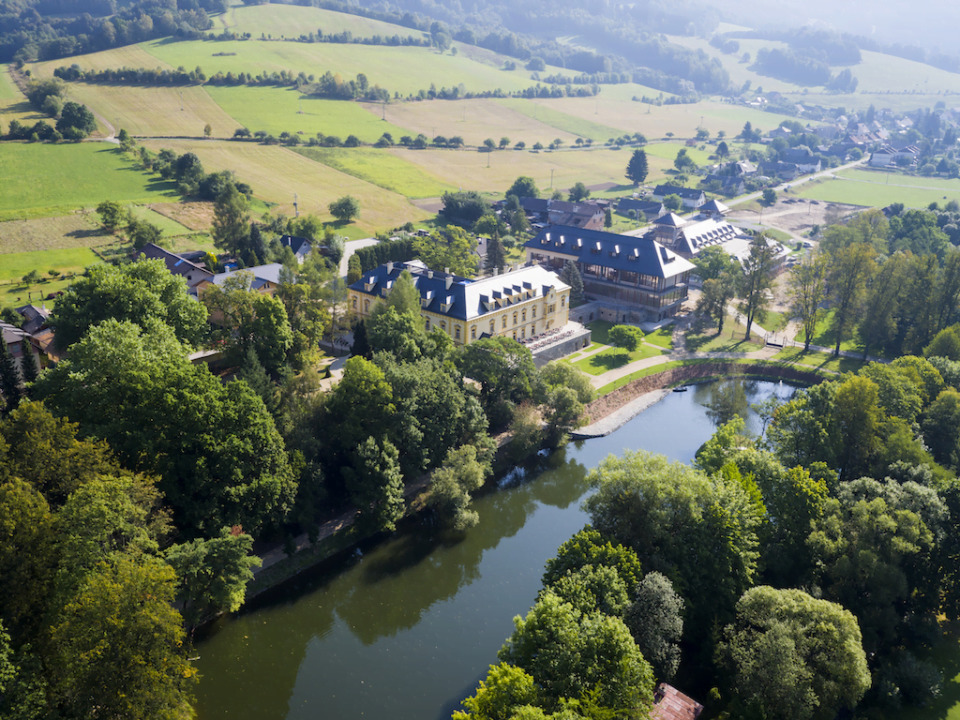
698 276 737 333
96 200 125 232
345 436 405 533
568 182 590 202
718 586 870 720
51 258 208 350
560 260 584 305
329 195 360 224
625 572 684 681
738 234 778 339
0 338 22 413
165 526 261 631
507 176 539 199
426 444 490 531
626 149 648 185
789 253 827 350
486 232 506 274
48 555 196 720
498 592 655 717
34 320 295 537
415 226 479 277
825 242 875 357
211 184 251 256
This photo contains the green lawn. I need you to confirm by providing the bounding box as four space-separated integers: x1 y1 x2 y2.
759 309 789 333
292 146 456 198
0 247 102 309
0 143 177 220
205 86 414 143
771 347 864 374
791 309 863 354
213 3 425 40
644 326 674 350
585 319 615 344
838 168 960 192
685 316 765 353
127 205 194 236
596 358 693 395
796 176 960 209
644 141 714 166
572 342 668 376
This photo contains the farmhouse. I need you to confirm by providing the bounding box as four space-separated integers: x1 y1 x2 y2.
278 234 313 264
780 147 822 173
524 226 694 321
617 198 666 221
651 185 706 210
349 261 578 350
519 197 605 230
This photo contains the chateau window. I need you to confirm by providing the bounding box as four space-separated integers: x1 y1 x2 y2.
441 321 447 332
521 309 526 322
352 297 357 309
425 318 431 330
513 312 518 325
502 315 507 329
455 326 461 340
364 300 370 313
561 297 566 308
471 326 477 340
532 306 537 318
490 320 496 334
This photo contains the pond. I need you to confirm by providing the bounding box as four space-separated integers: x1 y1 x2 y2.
193 379 798 720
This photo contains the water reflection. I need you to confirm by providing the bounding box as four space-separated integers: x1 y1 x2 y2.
193 380 797 720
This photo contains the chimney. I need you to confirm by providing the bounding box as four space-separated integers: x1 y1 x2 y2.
493 267 499 275
386 261 394 273
445 275 453 290
427 270 433 279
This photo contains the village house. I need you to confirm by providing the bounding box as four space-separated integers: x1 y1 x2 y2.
278 234 313 264
524 226 695 322
348 261 583 356
869 144 921 167
519 197 605 230
651 185 706 210
196 263 285 296
617 198 667 221
780 147 822 173
140 243 214 290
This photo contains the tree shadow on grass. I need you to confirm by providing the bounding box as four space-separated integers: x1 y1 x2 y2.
586 350 630 371
66 227 110 239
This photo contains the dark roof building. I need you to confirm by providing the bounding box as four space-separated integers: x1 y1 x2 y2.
520 197 605 230
278 234 313 264
139 243 214 289
525 225 695 321
617 198 666 221
14 304 50 335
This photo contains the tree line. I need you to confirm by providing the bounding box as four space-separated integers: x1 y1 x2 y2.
207 27 430 47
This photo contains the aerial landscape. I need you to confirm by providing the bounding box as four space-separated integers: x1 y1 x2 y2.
6 0 960 718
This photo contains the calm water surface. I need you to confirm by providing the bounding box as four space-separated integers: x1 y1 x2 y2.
194 379 797 720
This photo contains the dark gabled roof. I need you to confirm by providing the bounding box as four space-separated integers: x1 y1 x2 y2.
349 261 568 322
781 147 816 162
618 198 664 213
526 225 695 278
520 197 550 213
139 243 213 282
14 304 50 334
653 212 687 228
279 234 312 257
653 185 705 201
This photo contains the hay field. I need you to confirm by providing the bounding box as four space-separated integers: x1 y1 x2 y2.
31 44 173 79
498 98 623 142
207 86 412 141
140 139 430 232
527 96 800 140
213 3 427 40
46 84 238 138
0 247 103 310
0 65 46 126
364 98 587 147
0 212 110 254
0 142 177 220
142 39 541 97
293 147 455 198
852 50 960 94
389 145 647 195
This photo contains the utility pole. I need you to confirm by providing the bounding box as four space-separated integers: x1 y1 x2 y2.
294 193 299 217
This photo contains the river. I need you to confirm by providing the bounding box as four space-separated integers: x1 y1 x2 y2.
193 379 798 720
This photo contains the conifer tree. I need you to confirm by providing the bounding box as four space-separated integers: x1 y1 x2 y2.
486 231 506 274
0 340 22 413
561 260 585 306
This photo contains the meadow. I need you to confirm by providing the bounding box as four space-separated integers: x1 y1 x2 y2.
795 176 960 209
292 146 455 198
140 139 430 235
364 97 590 148
0 65 47 127
211 3 426 40
206 86 412 142
0 142 177 220
0 213 107 254
140 38 547 98
389 144 649 197
0 247 102 309
498 98 624 143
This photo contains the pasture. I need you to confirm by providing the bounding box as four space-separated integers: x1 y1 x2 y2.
0 247 102 310
499 98 623 142
389 145 647 196
142 39 546 97
0 212 108 254
851 50 960 95
140 139 430 234
212 3 426 40
795 176 960 209
364 97 589 147
293 147 455 198
207 86 412 142
52 83 237 138
30 44 173 78
0 142 177 221
127 205 194 236
0 65 46 127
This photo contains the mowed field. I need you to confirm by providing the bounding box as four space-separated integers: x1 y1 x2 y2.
212 3 428 40
0 142 177 220
0 65 47 126
0 246 103 309
293 146 455 198
140 139 430 234
207 86 413 141
796 170 960 208
390 145 651 196
0 212 108 253
141 39 546 97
